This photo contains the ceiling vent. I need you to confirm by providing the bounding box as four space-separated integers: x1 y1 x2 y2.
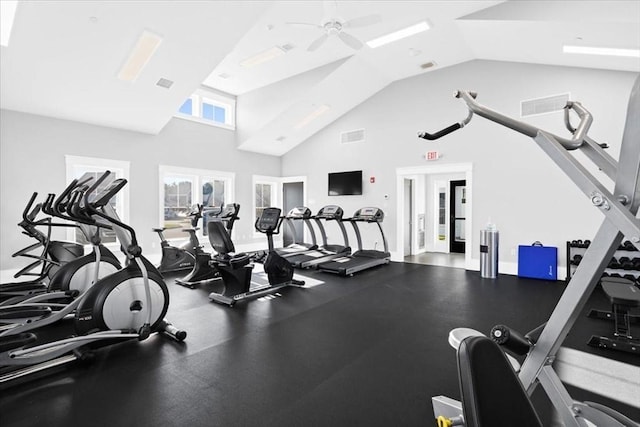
340 128 365 144
420 61 436 69
521 93 570 117
156 78 174 89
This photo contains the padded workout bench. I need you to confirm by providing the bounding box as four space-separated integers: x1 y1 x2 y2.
588 277 640 354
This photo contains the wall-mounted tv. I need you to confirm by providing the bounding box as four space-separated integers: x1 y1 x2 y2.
328 170 362 196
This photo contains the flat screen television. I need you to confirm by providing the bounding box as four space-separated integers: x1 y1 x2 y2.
328 170 362 196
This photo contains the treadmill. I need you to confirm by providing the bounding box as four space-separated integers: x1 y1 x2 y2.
275 206 318 258
284 205 351 269
317 207 390 276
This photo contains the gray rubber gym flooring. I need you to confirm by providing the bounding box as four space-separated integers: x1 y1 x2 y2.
1 262 638 426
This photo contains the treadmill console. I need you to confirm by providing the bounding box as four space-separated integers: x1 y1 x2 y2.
286 206 312 219
316 205 344 220
256 207 282 232
352 207 384 222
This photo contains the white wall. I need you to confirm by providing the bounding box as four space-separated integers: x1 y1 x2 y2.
0 110 280 271
281 60 638 271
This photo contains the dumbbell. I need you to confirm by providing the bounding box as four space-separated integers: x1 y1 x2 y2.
583 240 591 248
608 257 621 269
619 257 634 270
623 274 638 283
623 241 638 251
572 254 583 266
633 257 640 270
570 240 581 247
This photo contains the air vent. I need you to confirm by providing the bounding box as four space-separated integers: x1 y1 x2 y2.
420 61 436 69
521 93 570 117
156 78 173 89
340 128 365 144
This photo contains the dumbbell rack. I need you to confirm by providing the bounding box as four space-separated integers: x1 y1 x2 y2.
566 240 640 284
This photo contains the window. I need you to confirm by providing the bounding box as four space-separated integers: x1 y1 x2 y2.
175 88 235 130
65 155 130 245
178 98 193 115
159 166 234 240
252 176 278 237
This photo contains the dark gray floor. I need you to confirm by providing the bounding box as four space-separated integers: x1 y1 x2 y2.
1 262 638 426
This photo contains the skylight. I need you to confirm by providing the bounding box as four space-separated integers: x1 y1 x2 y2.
563 45 640 58
366 21 430 49
0 1 19 47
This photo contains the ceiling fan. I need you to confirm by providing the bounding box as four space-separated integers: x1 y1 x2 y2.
286 2 381 52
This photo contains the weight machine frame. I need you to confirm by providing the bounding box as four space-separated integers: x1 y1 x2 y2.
422 75 640 426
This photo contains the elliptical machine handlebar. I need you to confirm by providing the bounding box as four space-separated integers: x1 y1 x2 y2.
418 90 594 150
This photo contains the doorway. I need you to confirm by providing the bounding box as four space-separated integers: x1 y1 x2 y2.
282 180 305 247
396 163 473 270
403 178 413 255
449 180 466 254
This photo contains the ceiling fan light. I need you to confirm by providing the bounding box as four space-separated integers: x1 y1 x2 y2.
366 21 430 49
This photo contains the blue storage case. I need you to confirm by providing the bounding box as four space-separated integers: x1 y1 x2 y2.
518 242 558 280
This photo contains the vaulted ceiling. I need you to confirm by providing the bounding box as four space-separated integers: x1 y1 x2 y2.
1 1 639 156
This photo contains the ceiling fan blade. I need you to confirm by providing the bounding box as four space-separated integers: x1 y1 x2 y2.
337 31 363 50
286 21 322 29
307 33 329 52
343 14 381 28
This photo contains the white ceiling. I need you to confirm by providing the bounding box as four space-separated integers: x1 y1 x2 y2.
1 1 639 155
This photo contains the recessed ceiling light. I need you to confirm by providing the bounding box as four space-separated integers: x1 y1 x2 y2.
294 105 330 130
0 1 19 47
563 45 640 58
366 21 430 49
275 136 287 142
240 46 286 68
420 61 436 69
117 30 163 82
218 73 231 79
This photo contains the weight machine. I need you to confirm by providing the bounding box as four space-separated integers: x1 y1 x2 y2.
419 75 640 426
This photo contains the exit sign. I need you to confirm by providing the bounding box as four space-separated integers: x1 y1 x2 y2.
426 151 439 161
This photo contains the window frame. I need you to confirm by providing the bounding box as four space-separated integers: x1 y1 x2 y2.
64 155 130 249
174 88 236 130
159 165 235 241
252 175 279 238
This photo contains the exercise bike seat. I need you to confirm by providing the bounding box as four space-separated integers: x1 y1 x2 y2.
601 278 640 307
457 336 543 427
212 253 252 269
152 228 165 233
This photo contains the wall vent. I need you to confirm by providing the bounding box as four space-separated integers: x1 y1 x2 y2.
156 78 174 89
521 93 570 117
340 128 365 144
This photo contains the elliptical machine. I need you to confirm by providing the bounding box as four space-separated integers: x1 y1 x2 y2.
0 171 186 383
4 192 83 286
1 177 122 303
207 207 304 307
153 204 204 275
